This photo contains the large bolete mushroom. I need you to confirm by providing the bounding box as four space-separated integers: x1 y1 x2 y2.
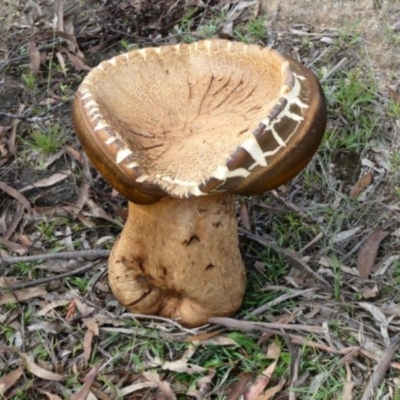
73 39 326 327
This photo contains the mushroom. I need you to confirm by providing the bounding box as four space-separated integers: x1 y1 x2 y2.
72 39 326 327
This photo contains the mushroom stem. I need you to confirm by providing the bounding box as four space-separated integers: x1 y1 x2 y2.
108 192 246 327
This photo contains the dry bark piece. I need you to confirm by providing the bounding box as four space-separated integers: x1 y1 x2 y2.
72 39 327 327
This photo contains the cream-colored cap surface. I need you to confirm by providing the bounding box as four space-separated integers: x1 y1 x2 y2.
73 39 326 203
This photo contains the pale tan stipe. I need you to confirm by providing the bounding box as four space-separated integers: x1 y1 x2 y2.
108 193 246 328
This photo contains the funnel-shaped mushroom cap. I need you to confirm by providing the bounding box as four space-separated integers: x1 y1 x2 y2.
73 40 326 204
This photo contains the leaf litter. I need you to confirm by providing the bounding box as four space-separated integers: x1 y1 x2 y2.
1 0 400 398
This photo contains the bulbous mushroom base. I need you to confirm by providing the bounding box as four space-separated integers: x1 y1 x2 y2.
108 193 246 327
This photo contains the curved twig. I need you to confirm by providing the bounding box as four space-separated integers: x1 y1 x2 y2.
0 261 102 292
0 249 110 266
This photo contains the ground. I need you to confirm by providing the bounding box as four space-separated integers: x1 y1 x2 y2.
1 0 400 399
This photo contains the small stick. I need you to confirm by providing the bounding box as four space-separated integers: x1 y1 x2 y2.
239 229 331 286
0 102 66 123
243 288 317 318
0 249 110 266
209 317 327 334
320 57 348 83
0 262 99 292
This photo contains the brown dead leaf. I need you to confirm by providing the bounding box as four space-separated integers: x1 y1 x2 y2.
0 286 47 305
357 229 389 279
70 363 103 400
387 83 400 104
19 170 72 192
84 199 124 227
67 52 92 71
0 236 30 254
83 329 94 364
56 30 80 53
0 181 31 212
28 42 40 74
56 51 67 76
265 342 280 359
37 299 70 316
244 349 280 400
83 318 99 335
361 284 379 299
74 298 95 316
143 371 177 400
83 319 99 363
349 171 373 198
227 373 254 400
255 378 285 400
21 353 65 381
65 145 83 163
66 300 77 319
0 367 23 396
240 200 251 230
36 388 63 400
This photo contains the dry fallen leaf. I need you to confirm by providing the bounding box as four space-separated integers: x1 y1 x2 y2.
65 145 83 163
84 199 124 227
333 227 362 243
357 229 389 279
255 378 285 400
83 319 99 363
0 286 47 306
226 373 254 400
37 299 70 316
21 353 65 381
66 300 77 319
119 381 158 397
358 302 390 345
36 388 63 400
387 83 400 104
28 41 40 74
19 170 72 192
143 371 177 400
0 181 31 212
155 345 207 374
360 336 400 400
0 367 23 396
55 51 67 76
194 335 238 346
70 363 102 400
67 52 92 71
244 359 279 400
342 363 354 400
186 369 216 399
349 171 373 198
240 200 251 230
83 329 94 364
